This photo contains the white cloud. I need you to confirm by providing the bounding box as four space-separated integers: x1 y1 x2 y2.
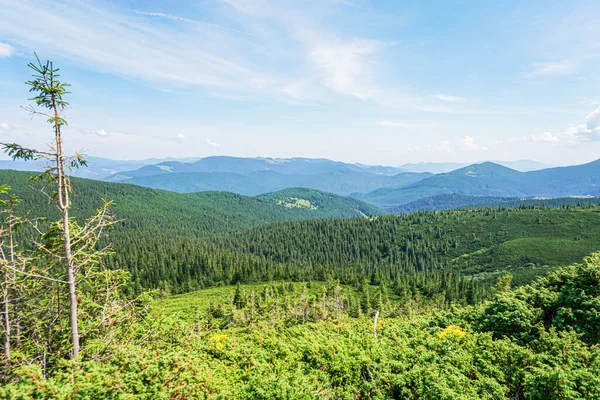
175 134 186 141
586 106 600 131
562 106 600 143
281 78 327 102
309 39 387 100
379 120 436 130
93 129 110 137
437 140 453 153
431 94 469 103
563 107 600 143
0 43 14 58
206 138 221 147
522 59 579 78
0 122 11 130
462 136 488 151
531 132 560 142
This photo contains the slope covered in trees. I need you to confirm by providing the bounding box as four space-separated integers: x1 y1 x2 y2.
215 206 600 287
390 193 600 213
0 170 381 236
105 203 600 294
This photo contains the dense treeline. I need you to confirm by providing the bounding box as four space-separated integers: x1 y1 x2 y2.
89 203 600 295
390 193 600 213
214 206 600 286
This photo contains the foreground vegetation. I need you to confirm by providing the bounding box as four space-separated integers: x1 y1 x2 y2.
3 253 600 399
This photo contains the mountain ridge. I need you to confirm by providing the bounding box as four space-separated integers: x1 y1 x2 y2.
358 160 600 207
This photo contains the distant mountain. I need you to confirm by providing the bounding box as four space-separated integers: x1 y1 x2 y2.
494 159 552 172
358 160 600 207
399 159 551 174
398 162 469 174
121 169 431 196
106 156 408 182
0 156 199 180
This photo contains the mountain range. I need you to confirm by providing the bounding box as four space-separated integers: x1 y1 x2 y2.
358 160 600 208
1 156 596 211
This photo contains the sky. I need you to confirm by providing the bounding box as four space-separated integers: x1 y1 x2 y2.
0 0 599 166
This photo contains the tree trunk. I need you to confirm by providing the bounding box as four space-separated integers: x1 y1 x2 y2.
2 285 9 361
53 92 80 359
63 207 79 358
2 215 16 361
373 310 379 337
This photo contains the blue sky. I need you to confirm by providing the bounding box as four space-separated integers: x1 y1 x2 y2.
0 0 599 165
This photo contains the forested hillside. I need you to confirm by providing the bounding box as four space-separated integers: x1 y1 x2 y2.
214 206 600 287
391 193 600 213
0 170 380 236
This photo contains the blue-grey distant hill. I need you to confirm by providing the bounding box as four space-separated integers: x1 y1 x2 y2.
102 156 431 195
4 155 592 204
0 156 199 180
105 156 409 180
119 169 431 196
357 159 600 208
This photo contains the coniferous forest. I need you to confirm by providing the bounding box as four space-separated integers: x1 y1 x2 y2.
2 55 600 399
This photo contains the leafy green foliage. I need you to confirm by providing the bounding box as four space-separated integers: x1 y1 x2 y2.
5 254 600 398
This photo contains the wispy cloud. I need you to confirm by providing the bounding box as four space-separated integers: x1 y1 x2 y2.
431 94 469 103
0 43 14 58
531 132 560 142
379 120 434 130
522 59 579 78
175 134 186 142
93 129 110 137
462 136 488 151
437 140 453 153
217 0 462 113
206 138 221 147
134 11 264 39
0 0 272 92
309 39 388 100
0 0 471 114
